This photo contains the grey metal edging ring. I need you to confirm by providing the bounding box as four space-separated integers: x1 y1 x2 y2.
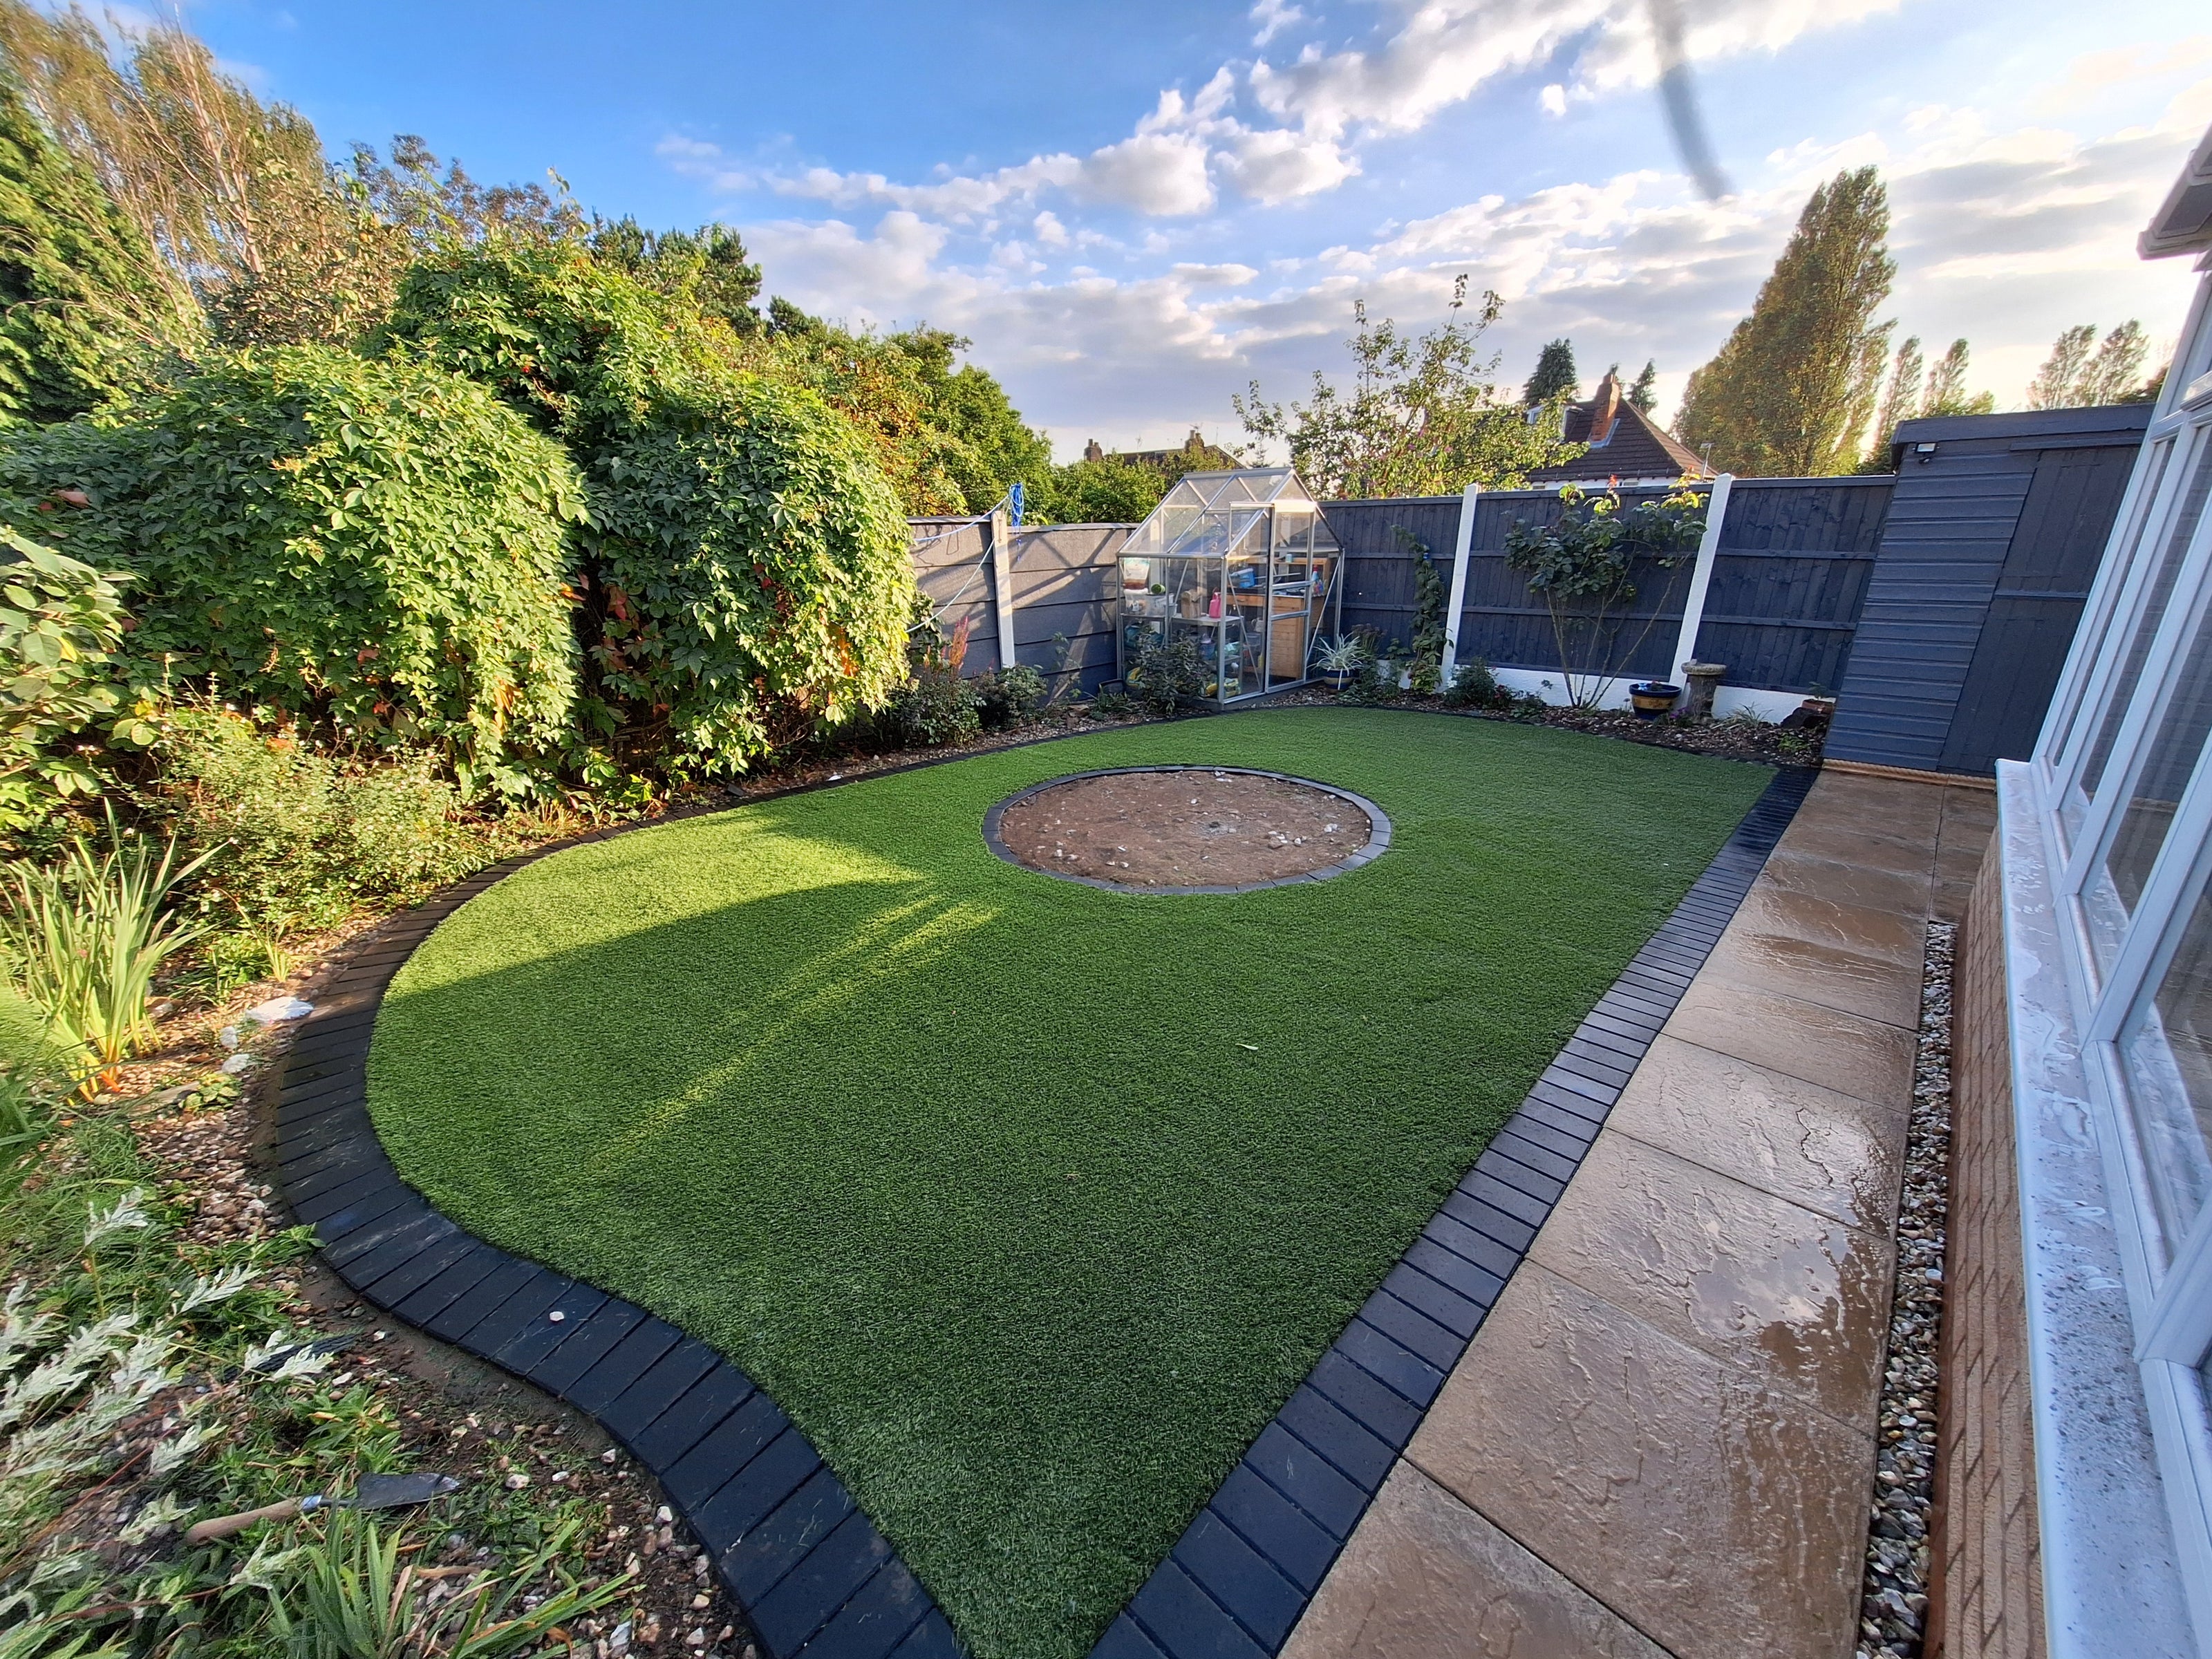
980 765 1393 896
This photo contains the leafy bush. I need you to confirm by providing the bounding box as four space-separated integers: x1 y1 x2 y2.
0 348 585 765
384 243 917 776
1443 657 1519 711
1503 483 1707 710
1126 635 1203 718
880 668 980 749
147 708 514 943
975 664 1046 730
0 528 141 823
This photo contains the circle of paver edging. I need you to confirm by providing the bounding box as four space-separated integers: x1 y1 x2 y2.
980 765 1393 895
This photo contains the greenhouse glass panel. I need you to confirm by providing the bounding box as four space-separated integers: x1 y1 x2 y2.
1116 469 1343 706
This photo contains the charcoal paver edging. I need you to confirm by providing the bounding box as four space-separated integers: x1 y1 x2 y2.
272 717 1810 1659
1093 764 1817 1659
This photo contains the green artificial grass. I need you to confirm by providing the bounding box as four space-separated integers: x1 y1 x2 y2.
367 709 1772 1658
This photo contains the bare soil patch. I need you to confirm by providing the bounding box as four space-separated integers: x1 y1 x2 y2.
996 767 1372 888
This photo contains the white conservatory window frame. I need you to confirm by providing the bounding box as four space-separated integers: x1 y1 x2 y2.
2026 260 2212 1654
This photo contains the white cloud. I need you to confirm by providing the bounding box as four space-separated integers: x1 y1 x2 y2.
1219 128 1359 203
1033 210 1070 249
1076 131 1217 216
731 95 2204 454
1250 0 1309 48
1539 83 1568 118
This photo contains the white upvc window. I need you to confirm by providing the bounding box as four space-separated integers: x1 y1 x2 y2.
2030 245 2212 1651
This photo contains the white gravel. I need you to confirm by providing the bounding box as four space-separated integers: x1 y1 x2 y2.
1857 918 1953 1659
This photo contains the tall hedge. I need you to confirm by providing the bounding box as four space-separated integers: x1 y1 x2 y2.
0 347 584 762
383 243 915 773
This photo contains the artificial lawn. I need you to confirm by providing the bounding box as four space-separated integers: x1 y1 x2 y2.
366 709 1772 1658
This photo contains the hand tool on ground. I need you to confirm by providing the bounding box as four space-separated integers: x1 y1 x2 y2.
183 1472 460 1545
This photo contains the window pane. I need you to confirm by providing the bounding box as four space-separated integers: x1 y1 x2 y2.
2104 605 2212 928
2074 430 2212 827
2051 436 2175 788
2123 880 2212 1253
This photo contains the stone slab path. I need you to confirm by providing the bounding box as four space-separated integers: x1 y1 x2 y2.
1274 771 1994 1659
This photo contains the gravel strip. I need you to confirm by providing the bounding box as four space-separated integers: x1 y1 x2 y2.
1858 917 1953 1659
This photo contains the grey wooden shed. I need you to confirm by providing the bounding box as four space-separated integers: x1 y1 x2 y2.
1825 403 2153 776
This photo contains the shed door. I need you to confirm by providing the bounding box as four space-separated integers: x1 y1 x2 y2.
1939 440 2144 773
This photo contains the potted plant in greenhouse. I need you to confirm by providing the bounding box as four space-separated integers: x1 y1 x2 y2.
1629 680 1682 720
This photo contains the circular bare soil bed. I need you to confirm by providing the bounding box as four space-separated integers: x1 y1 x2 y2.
988 766 1382 891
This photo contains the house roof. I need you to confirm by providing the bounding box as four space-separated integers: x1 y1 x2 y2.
2141 118 2212 259
1521 373 1713 485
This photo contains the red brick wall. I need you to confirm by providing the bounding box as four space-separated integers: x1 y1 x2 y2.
1929 850 2046 1659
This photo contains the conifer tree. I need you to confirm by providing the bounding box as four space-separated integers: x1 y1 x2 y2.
2027 325 2097 409
1675 167 1896 476
1627 359 1658 413
1868 334 1923 458
1922 338 1993 416
0 81 185 423
1522 338 1579 404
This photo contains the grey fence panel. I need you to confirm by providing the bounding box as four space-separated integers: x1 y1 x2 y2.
910 518 998 666
1689 477 1891 692
1009 525 1129 692
1323 489 1693 681
1829 404 2151 774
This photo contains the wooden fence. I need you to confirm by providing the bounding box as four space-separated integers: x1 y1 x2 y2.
907 403 2143 767
910 519 1130 694
1323 478 1891 693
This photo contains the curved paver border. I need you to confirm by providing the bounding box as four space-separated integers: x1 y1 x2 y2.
270 707 1814 1659
1089 763 1819 1659
980 766 1392 895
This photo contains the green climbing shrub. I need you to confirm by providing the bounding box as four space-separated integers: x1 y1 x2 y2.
384 243 916 776
0 347 584 768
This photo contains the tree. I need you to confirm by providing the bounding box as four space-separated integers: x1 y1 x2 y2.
0 0 393 346
1235 277 1584 499
588 215 761 336
0 82 190 423
1676 167 1896 476
1523 338 1579 404
1627 360 1658 414
1868 334 1924 457
2029 321 2150 409
1026 458 1171 525
1921 338 1993 416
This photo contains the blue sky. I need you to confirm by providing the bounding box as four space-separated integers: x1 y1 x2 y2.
181 0 2211 457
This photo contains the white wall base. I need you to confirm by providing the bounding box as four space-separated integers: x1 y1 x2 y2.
1487 668 1804 724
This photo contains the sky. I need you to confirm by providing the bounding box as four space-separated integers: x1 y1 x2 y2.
175 0 2212 460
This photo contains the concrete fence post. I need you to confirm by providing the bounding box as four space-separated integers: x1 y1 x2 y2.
1438 484 1481 693
989 506 1017 673
1670 472 1734 682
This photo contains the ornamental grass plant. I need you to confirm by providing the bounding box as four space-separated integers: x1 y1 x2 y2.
0 812 207 1093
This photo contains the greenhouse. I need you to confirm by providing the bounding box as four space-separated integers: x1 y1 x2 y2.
1116 468 1344 705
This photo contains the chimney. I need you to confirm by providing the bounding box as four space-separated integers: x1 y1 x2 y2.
1592 371 1621 431
1084 438 1105 463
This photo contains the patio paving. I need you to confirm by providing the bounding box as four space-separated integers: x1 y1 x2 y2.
1277 769 1993 1659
